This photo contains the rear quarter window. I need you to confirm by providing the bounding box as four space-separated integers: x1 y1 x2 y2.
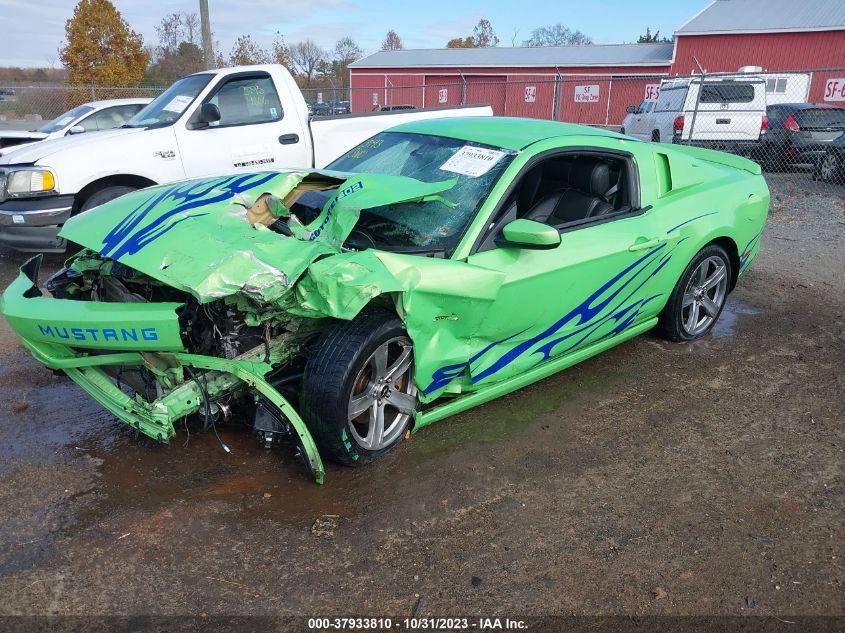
655 87 686 112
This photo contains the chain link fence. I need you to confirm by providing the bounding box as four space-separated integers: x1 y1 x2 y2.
0 85 166 130
2 70 844 194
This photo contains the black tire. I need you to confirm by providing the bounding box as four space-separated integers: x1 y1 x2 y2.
80 185 136 213
300 310 417 466
818 151 844 184
651 130 660 143
656 244 732 342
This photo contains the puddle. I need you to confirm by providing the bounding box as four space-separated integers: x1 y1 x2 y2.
712 299 761 338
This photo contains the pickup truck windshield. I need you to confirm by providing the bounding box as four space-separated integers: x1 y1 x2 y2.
327 131 514 252
37 105 94 133
124 74 212 129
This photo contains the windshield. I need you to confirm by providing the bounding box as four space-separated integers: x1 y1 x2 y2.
124 74 212 129
327 131 514 252
37 105 94 133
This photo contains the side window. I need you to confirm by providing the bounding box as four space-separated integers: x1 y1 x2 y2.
656 87 685 112
644 101 655 113
476 153 636 252
77 105 143 132
637 100 648 114
206 75 283 127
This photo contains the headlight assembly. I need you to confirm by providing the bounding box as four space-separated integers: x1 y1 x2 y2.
3 167 58 198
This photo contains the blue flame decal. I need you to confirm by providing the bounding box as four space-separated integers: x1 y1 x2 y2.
739 228 763 271
423 241 677 395
100 173 277 260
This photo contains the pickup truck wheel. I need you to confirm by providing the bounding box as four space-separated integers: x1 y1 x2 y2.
656 245 731 342
80 186 136 213
301 310 417 466
651 130 660 143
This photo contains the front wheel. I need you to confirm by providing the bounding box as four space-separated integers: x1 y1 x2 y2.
657 245 731 342
80 185 136 213
300 310 418 466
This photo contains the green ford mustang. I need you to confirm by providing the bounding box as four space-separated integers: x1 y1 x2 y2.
1 117 769 483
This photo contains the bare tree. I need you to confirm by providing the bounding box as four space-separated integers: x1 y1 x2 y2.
381 30 403 51
229 34 270 66
472 19 499 47
182 12 199 45
272 31 290 68
289 39 325 85
446 19 499 48
524 24 593 47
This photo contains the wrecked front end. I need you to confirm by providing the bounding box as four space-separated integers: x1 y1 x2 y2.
3 252 329 482
0 170 457 484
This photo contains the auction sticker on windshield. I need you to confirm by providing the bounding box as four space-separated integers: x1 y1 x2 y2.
439 146 506 178
162 94 194 113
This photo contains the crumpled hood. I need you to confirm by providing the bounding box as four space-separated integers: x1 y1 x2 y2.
0 127 141 165
60 169 456 304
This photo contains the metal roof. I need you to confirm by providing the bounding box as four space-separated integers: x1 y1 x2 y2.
676 0 845 34
349 43 674 69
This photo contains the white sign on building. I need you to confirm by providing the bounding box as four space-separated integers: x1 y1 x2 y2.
524 86 537 103
644 84 661 101
438 88 448 104
824 78 845 102
574 84 600 103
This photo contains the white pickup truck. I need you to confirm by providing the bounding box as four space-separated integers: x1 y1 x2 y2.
0 64 491 252
621 75 768 153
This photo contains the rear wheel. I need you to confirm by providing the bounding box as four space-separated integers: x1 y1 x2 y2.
657 245 731 342
651 130 660 143
301 310 417 466
819 151 843 184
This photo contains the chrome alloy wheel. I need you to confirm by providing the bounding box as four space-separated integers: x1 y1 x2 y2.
820 152 840 182
682 256 728 336
347 336 417 451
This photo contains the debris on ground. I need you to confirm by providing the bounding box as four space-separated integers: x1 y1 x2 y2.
471 576 482 588
652 587 668 600
10 400 29 413
311 515 340 538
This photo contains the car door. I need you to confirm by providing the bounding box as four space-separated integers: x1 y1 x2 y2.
626 100 651 140
174 71 310 178
459 152 675 389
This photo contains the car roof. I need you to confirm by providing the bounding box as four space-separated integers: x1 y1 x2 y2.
86 98 153 109
389 116 626 150
768 102 844 110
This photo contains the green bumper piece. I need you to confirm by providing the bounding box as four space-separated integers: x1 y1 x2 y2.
1 257 325 484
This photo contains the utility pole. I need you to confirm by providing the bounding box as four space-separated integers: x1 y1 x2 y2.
200 0 214 69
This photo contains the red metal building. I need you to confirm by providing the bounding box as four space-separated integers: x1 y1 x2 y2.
349 0 845 124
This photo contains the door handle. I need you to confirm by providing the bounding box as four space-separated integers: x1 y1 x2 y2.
279 134 299 145
628 236 666 251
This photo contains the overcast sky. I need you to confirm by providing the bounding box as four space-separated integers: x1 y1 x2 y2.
0 0 709 68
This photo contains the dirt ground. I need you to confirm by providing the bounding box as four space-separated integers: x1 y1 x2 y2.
0 172 842 626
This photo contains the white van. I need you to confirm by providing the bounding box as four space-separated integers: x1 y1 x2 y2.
622 75 768 154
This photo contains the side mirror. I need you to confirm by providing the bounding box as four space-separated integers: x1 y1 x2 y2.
626 105 637 114
67 125 86 135
199 102 221 126
497 219 561 250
